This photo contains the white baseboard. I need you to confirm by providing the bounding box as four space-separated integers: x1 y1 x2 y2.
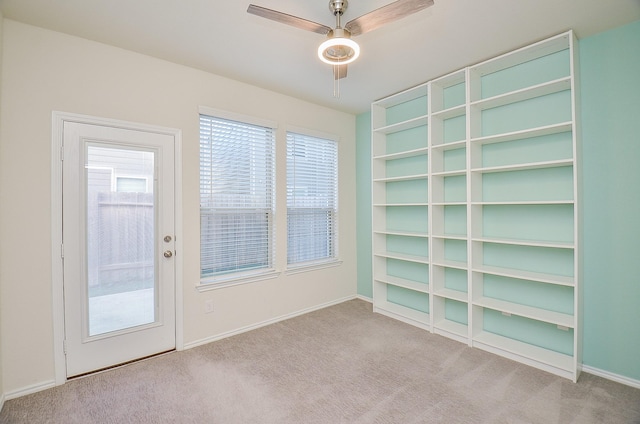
5 380 56 401
356 294 372 303
582 365 640 389
184 295 358 350
3 296 361 402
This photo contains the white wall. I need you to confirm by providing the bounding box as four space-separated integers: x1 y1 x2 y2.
0 19 357 396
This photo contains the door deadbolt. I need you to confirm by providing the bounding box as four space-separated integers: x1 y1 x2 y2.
163 250 173 258
164 235 172 243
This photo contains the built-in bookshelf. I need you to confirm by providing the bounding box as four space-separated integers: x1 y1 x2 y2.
371 31 581 381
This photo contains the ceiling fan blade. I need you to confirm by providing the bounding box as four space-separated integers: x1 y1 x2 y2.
334 65 348 80
247 4 332 35
345 0 435 36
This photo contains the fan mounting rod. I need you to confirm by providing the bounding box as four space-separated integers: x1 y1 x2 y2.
329 0 348 27
329 0 348 16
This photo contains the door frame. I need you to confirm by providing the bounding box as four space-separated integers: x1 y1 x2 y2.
51 111 184 385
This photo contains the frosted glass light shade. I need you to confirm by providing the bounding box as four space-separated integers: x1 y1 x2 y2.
318 37 360 65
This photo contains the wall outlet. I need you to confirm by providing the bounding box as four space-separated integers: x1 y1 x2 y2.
204 299 214 314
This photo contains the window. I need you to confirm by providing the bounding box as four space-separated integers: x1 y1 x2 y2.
116 177 148 193
200 112 275 282
286 131 338 266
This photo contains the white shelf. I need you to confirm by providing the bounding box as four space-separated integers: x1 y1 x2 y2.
374 301 430 328
471 158 573 174
471 200 574 206
373 203 429 207
431 169 467 177
374 230 429 238
471 236 573 249
374 251 429 264
470 121 573 146
470 77 571 111
474 296 574 328
373 147 429 161
431 259 468 270
374 115 428 134
373 83 428 108
473 264 574 287
431 202 466 207
473 331 573 374
433 288 468 302
431 233 467 241
375 275 429 294
431 104 466 120
373 173 428 183
434 319 468 341
431 139 467 151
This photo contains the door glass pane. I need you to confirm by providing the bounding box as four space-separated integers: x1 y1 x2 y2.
86 145 156 336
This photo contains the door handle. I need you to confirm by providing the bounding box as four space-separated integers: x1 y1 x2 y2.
163 250 173 258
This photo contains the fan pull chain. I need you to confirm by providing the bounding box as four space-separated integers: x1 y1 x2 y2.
333 65 340 98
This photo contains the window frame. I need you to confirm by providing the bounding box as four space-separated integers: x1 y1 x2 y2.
285 127 340 272
198 106 279 289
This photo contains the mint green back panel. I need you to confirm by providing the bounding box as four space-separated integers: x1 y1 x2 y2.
482 131 573 168
482 274 574 315
387 285 429 313
483 309 574 355
386 125 428 154
443 148 466 172
444 176 466 203
482 91 572 136
445 267 468 292
482 166 573 202
443 115 466 143
481 50 570 99
444 239 467 262
386 235 428 258
445 299 468 325
386 206 428 233
386 154 428 178
385 180 428 204
483 242 574 277
386 96 428 126
444 82 466 109
482 204 574 243
387 258 429 285
444 205 467 236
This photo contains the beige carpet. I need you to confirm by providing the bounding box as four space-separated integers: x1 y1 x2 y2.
1 299 639 423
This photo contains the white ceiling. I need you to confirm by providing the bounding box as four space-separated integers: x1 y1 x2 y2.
1 0 639 114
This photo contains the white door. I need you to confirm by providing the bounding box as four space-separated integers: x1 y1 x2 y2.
62 121 176 377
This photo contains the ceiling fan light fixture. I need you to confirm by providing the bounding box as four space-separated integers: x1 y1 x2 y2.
249 0 436 78
317 29 360 65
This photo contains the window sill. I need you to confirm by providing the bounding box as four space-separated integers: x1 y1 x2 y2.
197 270 281 292
285 259 343 276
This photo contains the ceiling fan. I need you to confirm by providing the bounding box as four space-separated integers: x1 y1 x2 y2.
247 0 435 80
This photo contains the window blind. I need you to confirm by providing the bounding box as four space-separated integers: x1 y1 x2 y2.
200 114 275 281
286 132 338 266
